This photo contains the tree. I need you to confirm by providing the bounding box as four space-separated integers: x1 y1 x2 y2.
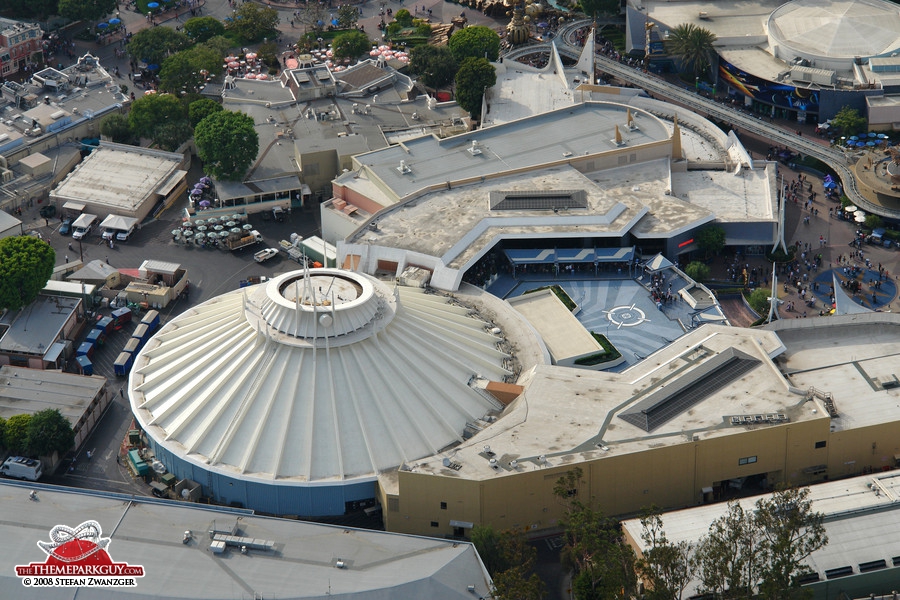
154 120 194 152
470 525 545 600
831 106 867 137
580 0 620 20
183 16 226 43
865 214 883 230
194 110 259 181
0 236 55 311
695 500 762 598
684 261 710 282
202 35 235 58
159 45 224 95
410 45 457 89
337 4 360 29
554 468 637 600
189 98 223 127
226 3 280 44
449 26 501 63
747 288 771 315
5 414 32 455
27 409 75 458
393 8 414 26
58 0 116 22
0 416 6 450
100 113 134 144
127 27 191 67
1 0 58 20
696 225 726 258
754 487 827 599
455 57 496 118
128 93 188 143
257 41 280 75
664 23 717 78
332 31 370 61
636 508 695 600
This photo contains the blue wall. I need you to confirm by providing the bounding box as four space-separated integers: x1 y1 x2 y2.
149 439 377 516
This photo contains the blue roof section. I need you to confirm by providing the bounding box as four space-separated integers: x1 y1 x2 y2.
506 247 635 264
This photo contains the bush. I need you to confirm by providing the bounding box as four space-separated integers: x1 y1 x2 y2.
574 333 622 366
684 261 711 282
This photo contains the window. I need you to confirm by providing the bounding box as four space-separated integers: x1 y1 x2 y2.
815 440 827 449
440 502 447 510
738 455 758 466
430 521 439 528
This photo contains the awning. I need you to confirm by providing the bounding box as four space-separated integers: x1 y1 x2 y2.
62 201 86 212
701 486 714 494
156 169 188 197
449 520 474 529
43 341 66 363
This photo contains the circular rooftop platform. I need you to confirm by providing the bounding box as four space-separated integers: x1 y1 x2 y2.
129 269 516 489
767 0 900 61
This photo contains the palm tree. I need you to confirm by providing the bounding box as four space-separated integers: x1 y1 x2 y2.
665 23 717 78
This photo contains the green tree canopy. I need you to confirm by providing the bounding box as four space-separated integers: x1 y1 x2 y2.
159 45 224 95
831 105 867 137
226 3 280 43
194 110 259 181
337 4 360 29
58 0 116 22
257 41 280 75
580 0 620 19
747 287 772 315
0 0 58 20
449 26 501 63
100 113 134 144
189 98 223 127
202 35 236 58
636 507 695 600
5 414 32 455
127 27 191 67
664 23 717 77
684 261 711 282
183 16 226 43
455 57 496 118
696 224 726 258
0 236 55 311
865 214 883 230
128 93 186 139
27 409 75 457
0 416 6 449
695 500 761 598
332 31 370 61
154 120 194 152
470 525 544 600
393 8 413 26
410 45 457 89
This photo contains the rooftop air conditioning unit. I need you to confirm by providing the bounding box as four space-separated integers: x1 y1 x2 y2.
397 160 411 174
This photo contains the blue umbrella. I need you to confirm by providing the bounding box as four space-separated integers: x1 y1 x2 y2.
147 1 159 7
856 142 866 148
109 17 121 24
849 135 859 141
331 18 339 26
147 64 160 71
97 22 109 28
866 141 876 146
869 132 878 138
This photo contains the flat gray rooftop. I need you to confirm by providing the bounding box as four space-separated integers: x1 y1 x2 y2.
0 481 492 599
0 294 80 355
0 366 105 425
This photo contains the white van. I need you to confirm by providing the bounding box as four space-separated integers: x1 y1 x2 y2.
1 456 43 481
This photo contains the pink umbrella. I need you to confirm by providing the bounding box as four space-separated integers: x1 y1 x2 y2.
228 61 239 69
370 49 380 56
225 55 237 62
245 73 256 79
246 52 257 60
325 50 333 57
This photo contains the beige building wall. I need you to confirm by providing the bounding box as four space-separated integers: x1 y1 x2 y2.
826 421 900 477
389 416 836 538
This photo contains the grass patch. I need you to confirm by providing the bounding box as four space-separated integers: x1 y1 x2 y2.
523 285 577 311
574 332 622 366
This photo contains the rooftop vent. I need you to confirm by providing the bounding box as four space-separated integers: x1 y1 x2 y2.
335 559 346 569
397 160 411 175
468 140 482 156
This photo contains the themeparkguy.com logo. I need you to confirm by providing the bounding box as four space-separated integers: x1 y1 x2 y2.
15 520 145 588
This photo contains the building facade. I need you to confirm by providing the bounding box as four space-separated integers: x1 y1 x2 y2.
0 18 42 79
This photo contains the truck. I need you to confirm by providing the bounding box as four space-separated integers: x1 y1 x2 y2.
114 351 135 377
71 213 98 240
1 456 43 481
254 247 279 263
279 233 309 265
239 276 269 288
225 230 263 251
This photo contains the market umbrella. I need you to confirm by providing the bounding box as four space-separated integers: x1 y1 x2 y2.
230 227 242 234
195 231 206 238
207 231 218 240
109 18 121 25
97 22 109 28
844 205 857 212
869 132 879 138
214 225 224 232
225 221 236 228
183 229 194 236
147 64 160 71
855 214 867 223
242 223 253 231
856 142 866 148
849 136 859 141
200 176 212 184
199 200 211 207
879 134 889 139
197 225 208 232
232 214 242 220
171 229 181 237
190 190 202 197
206 217 218 224
194 219 205 226
867 141 876 147
147 2 159 7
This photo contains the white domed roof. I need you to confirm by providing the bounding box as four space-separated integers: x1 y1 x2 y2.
768 0 900 60
129 269 513 484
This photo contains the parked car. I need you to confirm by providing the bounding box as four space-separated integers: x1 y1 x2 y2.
39 204 56 219
1 456 42 481
59 218 73 235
